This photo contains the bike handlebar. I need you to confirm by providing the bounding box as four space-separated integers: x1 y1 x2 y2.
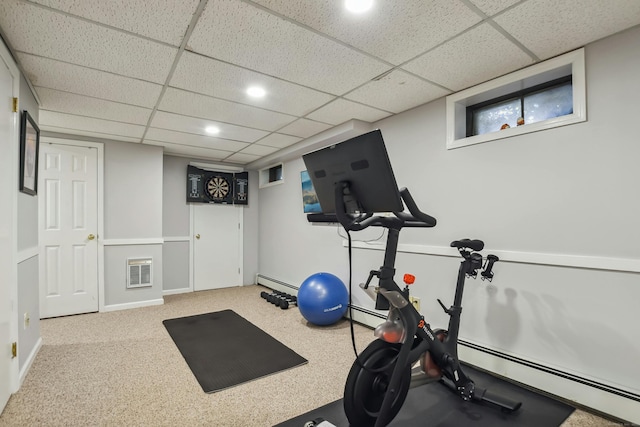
397 188 437 227
334 183 436 231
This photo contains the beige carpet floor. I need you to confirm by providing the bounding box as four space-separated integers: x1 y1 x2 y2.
0 285 620 426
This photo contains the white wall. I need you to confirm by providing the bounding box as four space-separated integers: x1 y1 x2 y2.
103 141 164 308
16 73 41 379
257 26 640 422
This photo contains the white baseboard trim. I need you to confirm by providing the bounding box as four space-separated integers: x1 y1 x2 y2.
102 298 164 312
19 337 42 387
162 287 191 296
256 274 299 295
457 342 640 424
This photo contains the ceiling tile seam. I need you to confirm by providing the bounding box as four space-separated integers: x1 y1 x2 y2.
483 0 531 19
241 0 397 68
39 108 149 127
253 114 337 141
297 96 394 126
153 106 301 133
386 21 503 93
38 124 142 140
225 153 261 162
40 130 140 144
164 85 307 120
143 139 237 154
184 50 345 99
34 85 156 111
0 26 41 105
458 0 538 61
484 19 540 62
140 0 210 144
146 125 259 147
15 51 167 90
19 0 185 49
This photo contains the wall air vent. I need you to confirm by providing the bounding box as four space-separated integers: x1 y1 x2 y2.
127 258 152 288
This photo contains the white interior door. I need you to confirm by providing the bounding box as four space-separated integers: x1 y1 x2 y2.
0 44 17 416
193 204 242 291
39 143 99 318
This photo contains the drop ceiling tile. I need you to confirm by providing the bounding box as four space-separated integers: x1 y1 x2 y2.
39 111 145 139
145 127 248 152
150 111 268 143
345 70 450 114
159 87 297 132
39 127 141 143
36 87 152 125
257 133 303 148
17 54 163 108
143 140 231 162
253 0 482 65
277 118 333 138
239 144 280 156
188 0 390 95
468 0 521 16
224 152 262 164
403 23 534 92
494 0 640 60
29 0 199 46
306 98 391 125
171 52 336 116
0 0 177 83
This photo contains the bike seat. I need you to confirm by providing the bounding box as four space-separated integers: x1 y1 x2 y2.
450 239 484 251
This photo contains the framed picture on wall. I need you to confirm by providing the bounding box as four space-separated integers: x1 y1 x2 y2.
19 110 40 196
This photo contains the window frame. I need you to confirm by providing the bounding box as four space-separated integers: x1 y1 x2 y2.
259 163 284 188
467 75 573 137
446 48 586 150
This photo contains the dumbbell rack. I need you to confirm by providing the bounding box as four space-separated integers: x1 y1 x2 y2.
260 290 298 310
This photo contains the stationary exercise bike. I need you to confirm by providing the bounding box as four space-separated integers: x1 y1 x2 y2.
336 186 521 426
302 129 521 427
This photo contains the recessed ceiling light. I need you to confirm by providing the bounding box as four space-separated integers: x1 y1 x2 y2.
205 126 220 135
247 86 266 98
345 0 373 13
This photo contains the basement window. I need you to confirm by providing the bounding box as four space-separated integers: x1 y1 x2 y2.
259 163 284 188
446 48 586 149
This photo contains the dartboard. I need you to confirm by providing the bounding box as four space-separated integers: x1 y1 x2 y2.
205 175 230 199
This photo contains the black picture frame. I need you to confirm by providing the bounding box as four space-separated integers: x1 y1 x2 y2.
19 110 40 196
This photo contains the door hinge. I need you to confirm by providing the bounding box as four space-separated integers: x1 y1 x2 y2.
11 342 17 359
12 97 18 113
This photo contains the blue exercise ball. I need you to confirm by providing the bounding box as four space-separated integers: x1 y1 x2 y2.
298 272 348 326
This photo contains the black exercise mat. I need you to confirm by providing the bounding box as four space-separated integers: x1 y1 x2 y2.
163 309 307 393
275 364 574 426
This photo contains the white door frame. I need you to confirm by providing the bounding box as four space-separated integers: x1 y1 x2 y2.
40 137 105 312
0 36 20 404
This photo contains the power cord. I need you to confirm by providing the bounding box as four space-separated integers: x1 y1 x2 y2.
346 228 400 374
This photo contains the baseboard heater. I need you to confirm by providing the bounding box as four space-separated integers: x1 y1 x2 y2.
459 339 640 404
255 274 640 408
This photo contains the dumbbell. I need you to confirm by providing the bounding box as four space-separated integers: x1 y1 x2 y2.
260 291 280 305
278 294 298 310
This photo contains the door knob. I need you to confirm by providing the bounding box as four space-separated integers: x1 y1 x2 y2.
88 234 96 240
195 234 200 239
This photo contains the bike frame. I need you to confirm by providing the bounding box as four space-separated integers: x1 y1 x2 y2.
368 226 478 426
334 182 520 427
